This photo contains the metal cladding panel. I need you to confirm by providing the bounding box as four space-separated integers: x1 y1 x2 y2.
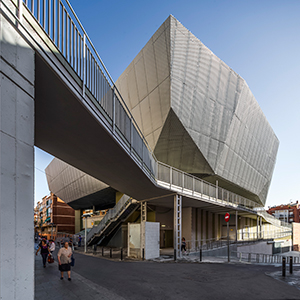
116 15 279 205
167 16 279 205
116 18 171 151
45 158 111 205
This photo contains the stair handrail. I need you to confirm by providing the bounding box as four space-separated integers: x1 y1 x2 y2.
86 195 132 242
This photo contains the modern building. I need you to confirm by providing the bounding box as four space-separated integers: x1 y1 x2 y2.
267 202 300 223
115 15 278 207
44 15 288 257
0 1 290 298
34 193 75 239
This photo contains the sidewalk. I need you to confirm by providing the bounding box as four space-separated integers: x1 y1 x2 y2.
35 245 300 299
34 251 125 300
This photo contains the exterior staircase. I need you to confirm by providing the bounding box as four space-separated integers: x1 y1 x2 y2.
86 195 139 246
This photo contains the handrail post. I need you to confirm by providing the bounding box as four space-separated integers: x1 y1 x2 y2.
192 176 195 196
18 0 23 24
82 34 86 96
112 88 116 133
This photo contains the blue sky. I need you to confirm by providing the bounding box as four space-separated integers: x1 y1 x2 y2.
35 0 300 207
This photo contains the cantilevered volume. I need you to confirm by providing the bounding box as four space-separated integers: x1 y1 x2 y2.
116 15 279 206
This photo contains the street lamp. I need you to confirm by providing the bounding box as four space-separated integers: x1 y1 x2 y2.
82 213 92 253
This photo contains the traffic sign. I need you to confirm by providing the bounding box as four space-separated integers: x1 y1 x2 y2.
225 213 230 222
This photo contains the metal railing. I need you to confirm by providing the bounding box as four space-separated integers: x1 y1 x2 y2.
19 0 157 178
11 0 287 217
86 195 134 242
256 209 292 229
157 162 261 210
231 251 300 264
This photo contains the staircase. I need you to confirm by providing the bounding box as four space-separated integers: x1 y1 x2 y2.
86 195 139 246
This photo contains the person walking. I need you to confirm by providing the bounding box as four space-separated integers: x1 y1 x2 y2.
57 242 73 281
181 237 187 254
36 240 50 268
78 235 82 247
49 239 55 255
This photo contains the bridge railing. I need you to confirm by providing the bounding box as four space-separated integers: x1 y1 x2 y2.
20 0 157 177
156 161 261 210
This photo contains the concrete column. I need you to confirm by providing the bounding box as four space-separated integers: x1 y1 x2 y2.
235 211 238 241
182 207 192 249
207 212 213 240
257 216 259 240
214 213 218 240
202 210 207 242
196 209 202 247
0 12 35 300
191 208 196 250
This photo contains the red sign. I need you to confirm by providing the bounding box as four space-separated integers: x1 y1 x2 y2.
225 213 230 222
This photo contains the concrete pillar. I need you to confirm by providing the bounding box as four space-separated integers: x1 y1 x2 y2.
0 12 35 300
202 210 207 242
182 207 192 249
235 211 238 242
191 208 196 250
257 216 259 240
196 209 202 247
207 212 213 240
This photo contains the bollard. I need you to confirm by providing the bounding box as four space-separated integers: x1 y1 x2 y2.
290 256 293 274
200 249 202 262
93 244 97 254
282 257 286 277
174 249 177 261
142 248 145 261
120 248 123 261
110 248 112 258
102 247 104 256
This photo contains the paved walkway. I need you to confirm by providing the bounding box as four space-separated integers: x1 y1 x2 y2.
34 251 125 300
35 246 300 300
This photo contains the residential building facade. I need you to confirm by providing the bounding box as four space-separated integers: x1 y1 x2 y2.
267 202 300 223
34 193 75 239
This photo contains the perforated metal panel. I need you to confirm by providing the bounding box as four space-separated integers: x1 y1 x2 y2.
116 15 279 206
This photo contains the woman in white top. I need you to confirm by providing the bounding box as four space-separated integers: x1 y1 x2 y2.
57 242 72 281
49 240 55 254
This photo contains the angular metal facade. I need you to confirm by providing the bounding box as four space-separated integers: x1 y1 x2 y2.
45 158 116 210
116 15 279 206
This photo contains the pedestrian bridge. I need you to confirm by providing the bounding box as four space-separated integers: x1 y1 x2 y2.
0 1 290 299
2 0 270 211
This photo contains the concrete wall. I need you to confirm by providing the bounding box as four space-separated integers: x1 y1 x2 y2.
0 12 35 300
182 207 192 242
237 241 273 255
75 210 81 233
